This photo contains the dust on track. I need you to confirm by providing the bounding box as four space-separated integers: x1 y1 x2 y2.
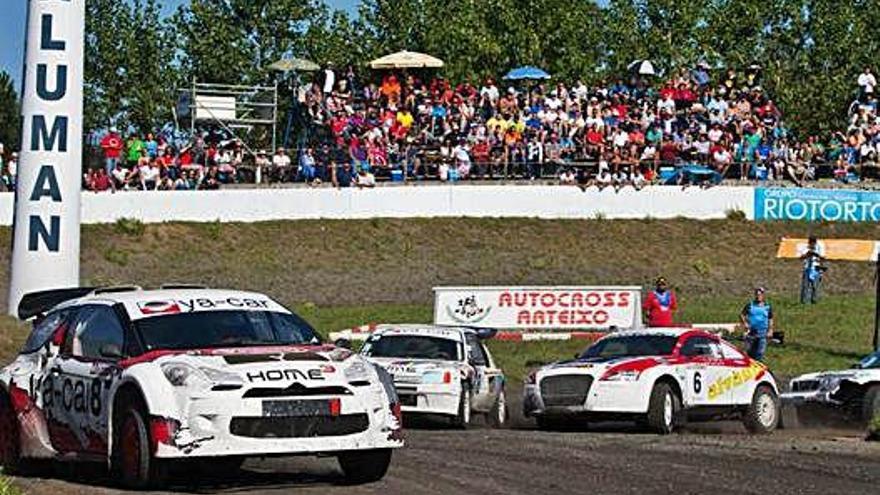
12 422 879 495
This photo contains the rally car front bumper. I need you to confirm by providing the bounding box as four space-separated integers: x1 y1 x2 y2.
152 384 403 459
523 375 650 417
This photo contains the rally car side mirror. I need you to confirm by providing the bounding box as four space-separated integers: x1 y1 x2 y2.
334 338 353 350
100 343 123 360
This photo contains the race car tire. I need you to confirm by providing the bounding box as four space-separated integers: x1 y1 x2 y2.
646 382 680 434
0 394 22 474
860 384 880 423
115 404 168 489
451 385 472 429
337 448 393 484
744 385 780 434
487 389 508 429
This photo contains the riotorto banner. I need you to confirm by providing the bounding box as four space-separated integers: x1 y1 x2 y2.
433 286 643 330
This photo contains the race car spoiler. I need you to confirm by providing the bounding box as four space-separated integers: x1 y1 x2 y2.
18 287 96 320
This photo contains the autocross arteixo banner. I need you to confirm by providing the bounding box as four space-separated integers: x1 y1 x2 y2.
754 187 880 222
433 286 643 330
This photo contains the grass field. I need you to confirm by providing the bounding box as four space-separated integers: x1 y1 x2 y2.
0 218 877 384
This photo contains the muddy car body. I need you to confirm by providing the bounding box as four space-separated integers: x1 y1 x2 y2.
361 325 507 428
0 287 402 488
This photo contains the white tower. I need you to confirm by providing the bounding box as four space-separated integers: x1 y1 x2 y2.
8 0 84 316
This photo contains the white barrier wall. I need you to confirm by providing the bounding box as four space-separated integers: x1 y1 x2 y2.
0 186 755 225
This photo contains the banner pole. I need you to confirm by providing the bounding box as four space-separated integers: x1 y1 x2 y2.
7 0 84 316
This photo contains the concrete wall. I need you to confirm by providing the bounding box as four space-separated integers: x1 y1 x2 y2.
0 185 756 225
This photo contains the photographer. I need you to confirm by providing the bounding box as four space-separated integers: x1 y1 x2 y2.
800 236 827 304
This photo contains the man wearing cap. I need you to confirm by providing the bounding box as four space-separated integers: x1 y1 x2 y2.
740 287 774 361
643 277 678 327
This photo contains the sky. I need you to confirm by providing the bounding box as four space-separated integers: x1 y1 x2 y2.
0 0 359 92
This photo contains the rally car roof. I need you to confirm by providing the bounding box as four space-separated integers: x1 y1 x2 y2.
26 287 288 320
371 324 477 340
607 328 702 338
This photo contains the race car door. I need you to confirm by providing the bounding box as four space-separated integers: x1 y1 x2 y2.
718 340 760 405
465 334 499 412
679 335 732 406
47 304 126 454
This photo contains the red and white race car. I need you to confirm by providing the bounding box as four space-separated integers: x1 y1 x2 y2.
0 287 403 488
523 328 780 434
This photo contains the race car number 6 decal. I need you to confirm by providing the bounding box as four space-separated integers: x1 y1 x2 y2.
693 372 702 394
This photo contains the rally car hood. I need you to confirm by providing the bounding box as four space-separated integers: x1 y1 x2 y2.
367 357 467 375
539 355 668 378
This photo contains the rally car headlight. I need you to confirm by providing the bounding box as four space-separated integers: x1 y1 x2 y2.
601 370 641 382
819 376 842 391
344 359 372 384
161 363 243 390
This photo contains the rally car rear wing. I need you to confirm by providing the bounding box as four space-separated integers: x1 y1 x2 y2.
17 287 96 320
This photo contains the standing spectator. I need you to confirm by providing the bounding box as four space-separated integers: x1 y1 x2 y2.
297 147 317 183
336 162 353 188
858 67 876 101
125 134 145 169
799 236 827 304
740 287 774 361
643 277 678 327
322 64 336 95
100 127 124 175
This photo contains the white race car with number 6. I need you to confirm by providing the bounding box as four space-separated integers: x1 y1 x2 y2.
360 325 507 428
523 329 780 434
0 287 403 489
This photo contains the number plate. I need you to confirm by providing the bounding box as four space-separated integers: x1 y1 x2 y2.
261 400 330 417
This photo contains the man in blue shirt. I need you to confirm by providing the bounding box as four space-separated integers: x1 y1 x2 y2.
740 287 774 361
800 236 827 304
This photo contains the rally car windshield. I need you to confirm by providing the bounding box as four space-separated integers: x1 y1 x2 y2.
580 335 678 359
133 310 321 351
363 335 461 361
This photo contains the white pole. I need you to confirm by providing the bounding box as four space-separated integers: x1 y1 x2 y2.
8 0 84 316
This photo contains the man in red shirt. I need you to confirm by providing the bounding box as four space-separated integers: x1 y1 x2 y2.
100 127 124 175
643 277 678 327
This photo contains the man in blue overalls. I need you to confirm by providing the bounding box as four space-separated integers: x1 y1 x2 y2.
740 287 774 361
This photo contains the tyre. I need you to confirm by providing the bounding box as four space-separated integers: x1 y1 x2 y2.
450 385 472 429
860 384 880 424
337 448 392 484
0 394 21 474
114 403 167 489
744 385 780 434
646 382 680 434
487 389 508 429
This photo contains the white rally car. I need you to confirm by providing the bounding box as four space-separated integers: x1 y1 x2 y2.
0 286 403 488
359 325 507 428
523 329 780 434
781 350 880 423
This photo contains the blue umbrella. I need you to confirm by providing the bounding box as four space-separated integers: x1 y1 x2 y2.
503 66 551 81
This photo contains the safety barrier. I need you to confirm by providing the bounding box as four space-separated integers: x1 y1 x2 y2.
0 185 755 225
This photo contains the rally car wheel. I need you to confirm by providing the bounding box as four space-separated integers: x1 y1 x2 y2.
487 389 508 428
451 386 472 429
646 382 680 434
0 394 21 474
116 405 167 489
337 448 392 484
744 385 779 434
860 384 880 423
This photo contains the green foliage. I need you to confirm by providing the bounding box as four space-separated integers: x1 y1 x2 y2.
0 72 19 152
113 217 145 237
869 414 880 441
0 475 22 495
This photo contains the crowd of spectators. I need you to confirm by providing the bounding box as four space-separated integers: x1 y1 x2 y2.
5 64 875 193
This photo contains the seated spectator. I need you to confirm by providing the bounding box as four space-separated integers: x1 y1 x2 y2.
356 168 376 189
559 168 576 185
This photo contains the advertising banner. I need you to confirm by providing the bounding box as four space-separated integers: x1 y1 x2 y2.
755 188 880 222
777 238 880 262
433 286 643 330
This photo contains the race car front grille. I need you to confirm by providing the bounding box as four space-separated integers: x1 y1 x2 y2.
540 375 593 407
791 380 820 393
398 394 418 406
241 383 353 398
229 414 369 438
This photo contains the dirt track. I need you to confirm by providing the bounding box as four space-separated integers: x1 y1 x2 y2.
12 420 880 495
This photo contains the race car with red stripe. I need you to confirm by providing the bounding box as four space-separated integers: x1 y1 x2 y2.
0 287 403 488
523 328 780 434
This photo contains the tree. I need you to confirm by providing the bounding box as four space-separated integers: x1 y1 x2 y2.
0 71 20 151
